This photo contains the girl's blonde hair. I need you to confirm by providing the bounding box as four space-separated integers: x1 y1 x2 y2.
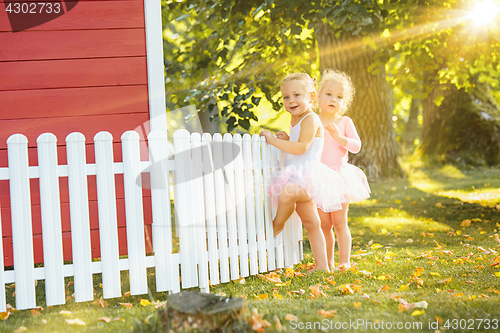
281 72 317 94
317 69 355 115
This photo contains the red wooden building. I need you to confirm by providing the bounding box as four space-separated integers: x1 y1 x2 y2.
0 0 167 266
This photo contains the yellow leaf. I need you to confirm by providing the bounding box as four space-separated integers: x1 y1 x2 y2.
353 301 362 309
59 310 72 316
461 219 471 227
123 291 131 297
92 297 109 308
276 280 292 287
13 327 27 332
371 243 384 249
397 284 409 292
456 230 462 235
430 272 440 276
285 314 298 321
0 311 10 321
140 299 151 306
412 310 425 316
494 272 500 278
454 293 464 297
256 293 268 300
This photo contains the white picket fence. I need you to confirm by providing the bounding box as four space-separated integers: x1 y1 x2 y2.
0 129 303 311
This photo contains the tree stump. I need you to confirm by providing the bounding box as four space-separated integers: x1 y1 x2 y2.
159 291 250 332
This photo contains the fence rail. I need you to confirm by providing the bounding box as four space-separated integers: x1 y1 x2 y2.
1 129 303 312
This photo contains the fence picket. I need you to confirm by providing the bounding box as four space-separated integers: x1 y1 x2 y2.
242 134 258 275
0 193 6 313
233 134 249 278
270 146 284 269
252 134 267 273
202 134 220 286
7 134 36 310
173 129 198 289
121 131 148 295
66 133 94 302
261 137 276 271
37 133 65 306
94 132 121 298
148 131 177 293
223 134 239 281
190 133 209 292
212 133 230 283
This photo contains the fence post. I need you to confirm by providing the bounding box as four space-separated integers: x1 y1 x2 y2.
148 130 178 293
223 133 239 281
94 132 121 298
243 134 258 276
173 129 198 289
252 134 267 273
190 133 209 292
37 133 65 306
7 134 36 310
233 134 249 278
212 133 230 283
66 132 93 302
202 133 220 286
121 131 148 295
261 136 276 271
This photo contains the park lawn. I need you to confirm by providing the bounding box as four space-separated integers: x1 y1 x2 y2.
1 162 499 332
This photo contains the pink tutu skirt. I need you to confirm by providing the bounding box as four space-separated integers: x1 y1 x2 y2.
269 161 370 213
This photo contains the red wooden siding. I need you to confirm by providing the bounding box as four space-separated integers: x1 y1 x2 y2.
1 0 156 265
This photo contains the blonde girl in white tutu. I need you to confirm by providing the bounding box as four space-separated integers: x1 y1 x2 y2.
260 73 350 272
317 69 371 270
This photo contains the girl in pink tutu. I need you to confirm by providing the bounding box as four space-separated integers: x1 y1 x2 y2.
317 69 371 270
260 73 350 272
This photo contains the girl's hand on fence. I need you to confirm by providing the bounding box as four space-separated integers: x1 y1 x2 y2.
276 131 289 141
260 130 275 144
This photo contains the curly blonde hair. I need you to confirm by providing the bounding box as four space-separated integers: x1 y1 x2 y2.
281 72 317 95
317 69 355 116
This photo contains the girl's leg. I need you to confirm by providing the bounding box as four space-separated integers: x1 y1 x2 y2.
296 200 329 271
273 183 309 237
318 209 335 269
330 203 351 267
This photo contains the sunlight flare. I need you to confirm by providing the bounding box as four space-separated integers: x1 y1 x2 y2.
469 0 500 26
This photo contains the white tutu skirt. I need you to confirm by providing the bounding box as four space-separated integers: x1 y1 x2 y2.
269 161 371 213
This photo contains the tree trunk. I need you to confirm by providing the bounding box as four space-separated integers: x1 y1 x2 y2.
421 81 500 166
316 24 401 178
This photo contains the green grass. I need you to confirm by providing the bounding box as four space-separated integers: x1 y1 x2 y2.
2 162 500 332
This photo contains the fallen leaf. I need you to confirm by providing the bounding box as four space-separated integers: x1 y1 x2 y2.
377 285 390 293
31 309 41 316
59 310 72 316
412 310 425 316
123 291 131 297
318 309 336 318
140 299 151 306
119 303 133 308
494 272 500 278
274 315 282 330
353 301 362 309
461 219 472 227
438 277 452 284
276 280 292 287
92 297 109 308
66 318 86 326
0 312 10 321
285 314 298 321
13 327 27 332
99 317 112 323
